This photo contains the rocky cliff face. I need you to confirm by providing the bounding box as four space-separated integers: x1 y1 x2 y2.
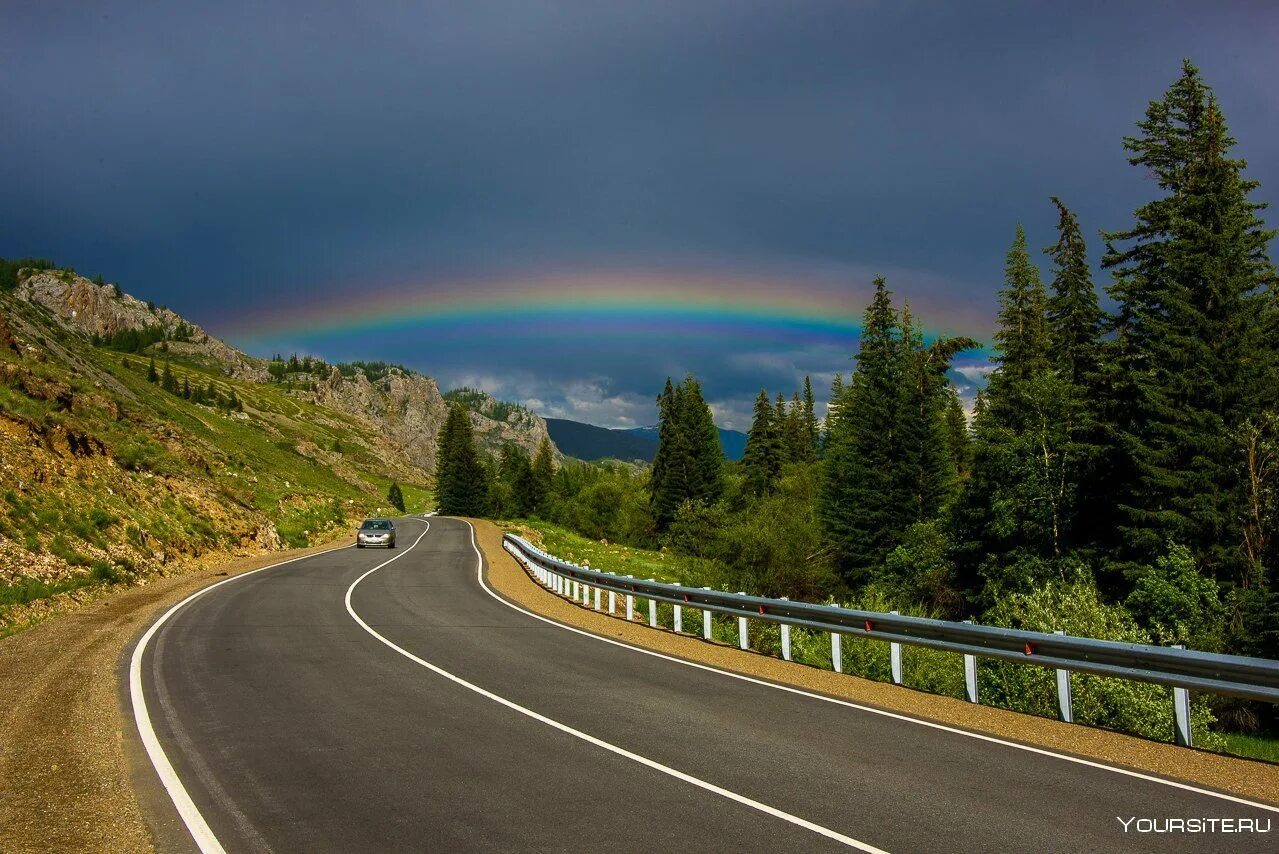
13 269 555 481
312 368 553 474
18 271 268 381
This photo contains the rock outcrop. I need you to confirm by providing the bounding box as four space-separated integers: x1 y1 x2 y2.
17 271 268 381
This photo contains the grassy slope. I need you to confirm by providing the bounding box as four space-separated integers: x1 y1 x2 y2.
0 295 430 632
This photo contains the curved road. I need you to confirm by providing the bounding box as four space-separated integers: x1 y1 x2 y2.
131 516 1277 852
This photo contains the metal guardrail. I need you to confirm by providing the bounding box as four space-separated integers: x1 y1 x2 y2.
503 534 1279 748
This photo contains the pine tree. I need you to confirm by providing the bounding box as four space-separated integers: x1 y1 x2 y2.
775 392 793 462
819 276 905 580
650 375 723 529
146 358 158 383
531 437 555 511
387 482 406 513
181 377 191 399
1045 197 1103 384
944 389 970 477
801 376 819 461
958 225 1099 600
742 390 781 496
435 405 492 516
161 361 177 393
1101 60 1278 595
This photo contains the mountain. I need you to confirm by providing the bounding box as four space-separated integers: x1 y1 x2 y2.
545 418 659 462
546 419 748 462
0 265 554 631
625 425 748 461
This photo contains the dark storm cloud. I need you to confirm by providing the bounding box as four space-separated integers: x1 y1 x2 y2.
2 2 1276 426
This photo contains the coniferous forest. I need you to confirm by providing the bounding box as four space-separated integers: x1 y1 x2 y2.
439 63 1277 747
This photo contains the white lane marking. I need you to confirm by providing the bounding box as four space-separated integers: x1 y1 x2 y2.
128 535 410 854
344 522 885 852
478 526 1279 815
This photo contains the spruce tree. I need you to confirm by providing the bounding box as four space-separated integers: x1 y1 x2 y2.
650 375 722 529
531 437 555 511
1101 60 1278 595
819 276 905 580
435 405 492 516
387 482 406 513
161 361 177 393
775 392 793 463
801 376 819 460
146 358 158 383
742 390 781 496
1045 197 1103 384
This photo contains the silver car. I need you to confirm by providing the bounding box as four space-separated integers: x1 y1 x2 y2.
356 518 396 548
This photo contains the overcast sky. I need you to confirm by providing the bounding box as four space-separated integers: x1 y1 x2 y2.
3 2 1276 429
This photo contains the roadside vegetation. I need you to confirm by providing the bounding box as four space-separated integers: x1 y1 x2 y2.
464 63 1279 761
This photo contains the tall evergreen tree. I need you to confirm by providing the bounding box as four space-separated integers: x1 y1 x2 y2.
801 375 819 460
742 390 781 496
1101 61 1278 596
1045 198 1104 384
531 437 555 511
819 276 905 580
649 376 723 529
146 357 158 383
956 227 1086 600
435 405 492 516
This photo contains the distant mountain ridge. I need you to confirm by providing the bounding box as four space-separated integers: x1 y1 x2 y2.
546 418 747 462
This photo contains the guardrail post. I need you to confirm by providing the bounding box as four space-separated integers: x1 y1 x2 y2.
780 598 791 661
626 593 634 621
737 593 749 650
831 633 842 673
648 584 657 628
889 610 903 685
963 620 978 704
702 588 712 640
608 590 616 614
593 586 601 611
1172 644 1193 747
1054 630 1073 723
673 604 682 633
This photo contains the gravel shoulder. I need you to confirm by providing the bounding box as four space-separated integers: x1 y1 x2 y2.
471 519 1279 808
0 535 352 854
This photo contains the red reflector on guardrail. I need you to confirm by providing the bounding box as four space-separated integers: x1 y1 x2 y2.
1024 642 1035 656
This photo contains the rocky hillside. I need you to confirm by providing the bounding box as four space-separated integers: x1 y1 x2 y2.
14 269 554 476
0 265 554 634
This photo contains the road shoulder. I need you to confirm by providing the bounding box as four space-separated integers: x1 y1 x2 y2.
0 535 352 854
469 518 1279 808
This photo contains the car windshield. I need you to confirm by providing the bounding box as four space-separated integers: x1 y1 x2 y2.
360 520 392 530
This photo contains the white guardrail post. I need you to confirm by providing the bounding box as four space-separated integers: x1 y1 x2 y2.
702 588 713 640
780 597 791 661
673 602 682 633
626 591 634 621
963 620 978 704
831 632 843 674
737 593 749 650
1173 644 1193 747
1054 630 1073 723
593 585 601 611
889 610 903 685
609 589 616 614
648 581 657 627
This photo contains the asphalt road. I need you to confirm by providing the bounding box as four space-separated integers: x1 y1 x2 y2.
132 516 1277 853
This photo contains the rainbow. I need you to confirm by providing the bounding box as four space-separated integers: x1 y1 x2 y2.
219 269 990 353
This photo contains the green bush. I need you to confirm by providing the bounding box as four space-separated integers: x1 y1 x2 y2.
981 569 1222 748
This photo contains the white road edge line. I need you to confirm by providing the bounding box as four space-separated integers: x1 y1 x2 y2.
474 523 1279 815
129 539 364 854
344 521 885 852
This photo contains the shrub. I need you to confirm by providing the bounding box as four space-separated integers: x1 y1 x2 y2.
981 569 1222 748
